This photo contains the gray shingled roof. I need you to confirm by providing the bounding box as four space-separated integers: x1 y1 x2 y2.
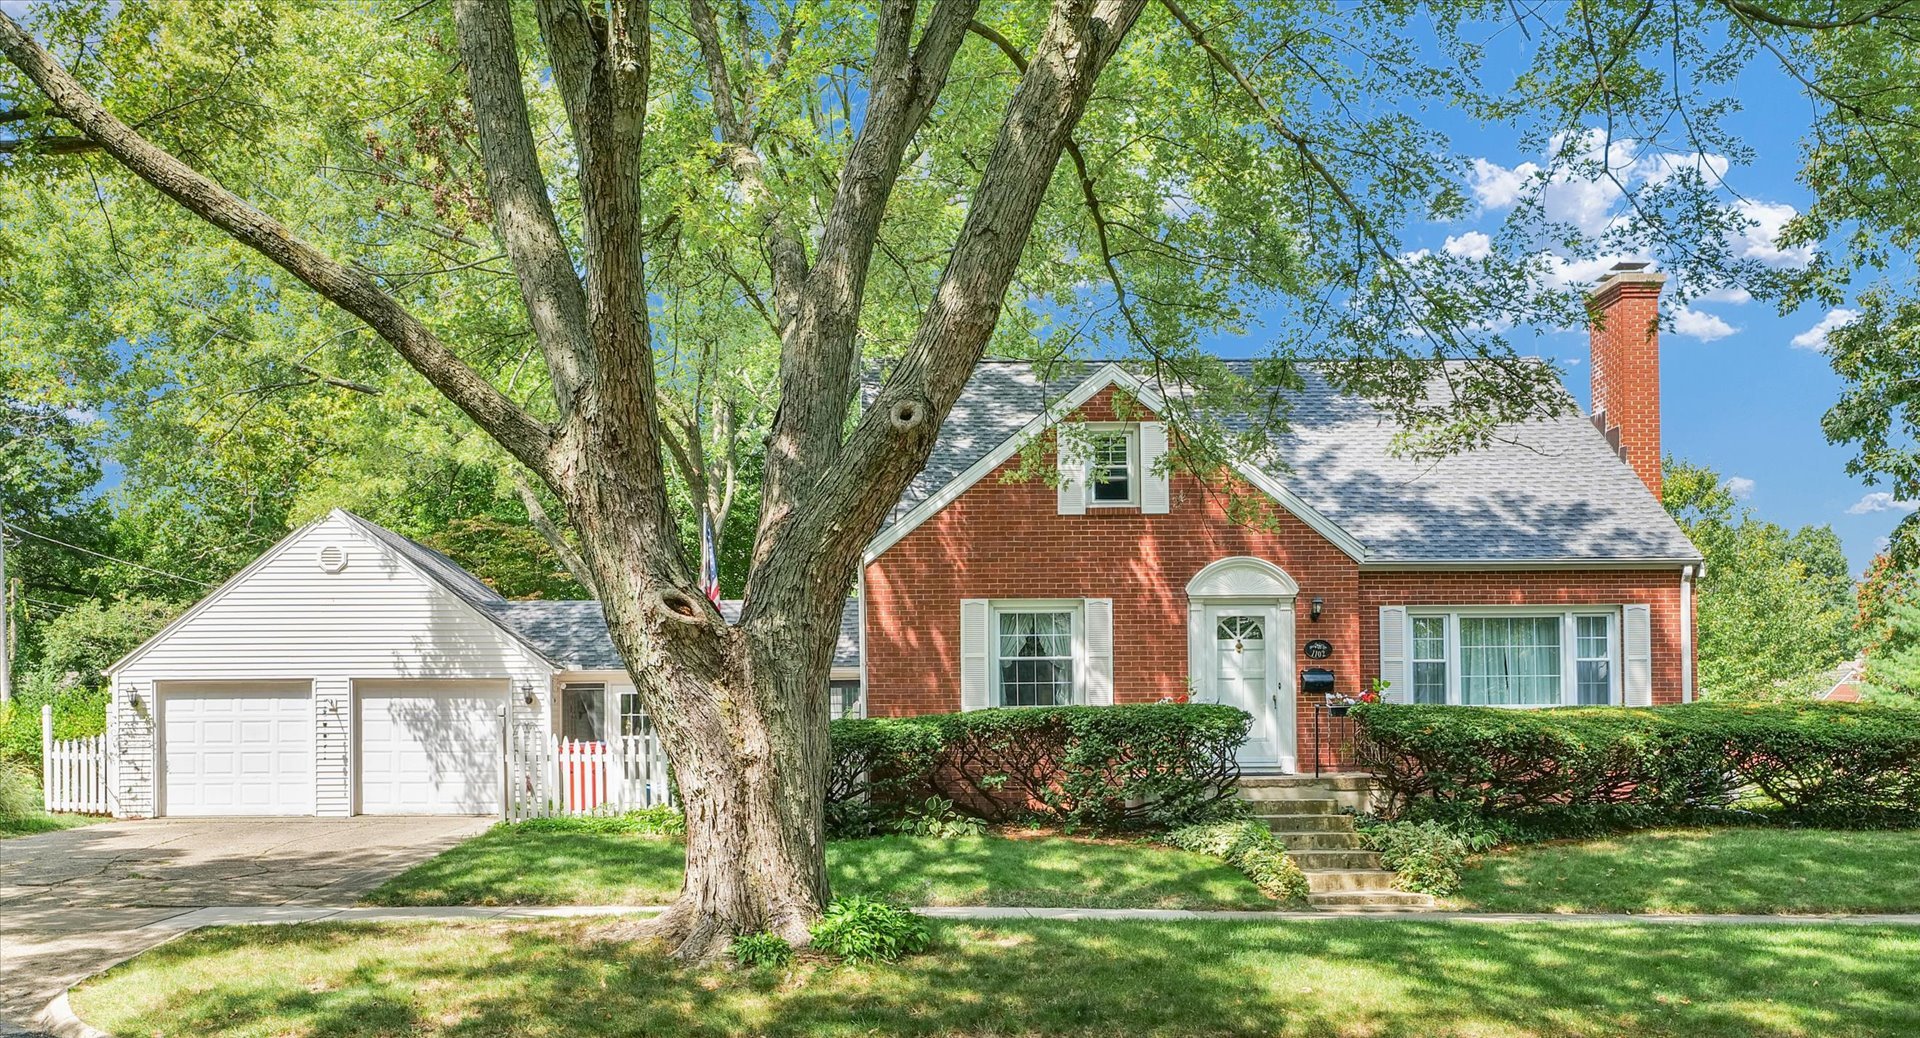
343 511 862 672
879 360 1701 564
482 598 861 671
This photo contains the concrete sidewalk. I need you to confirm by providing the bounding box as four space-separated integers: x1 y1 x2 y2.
68 902 1920 928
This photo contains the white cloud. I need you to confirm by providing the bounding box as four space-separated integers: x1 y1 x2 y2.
1723 476 1756 499
1470 158 1541 209
1697 286 1753 306
1791 308 1861 351
1732 200 1817 268
1441 231 1492 260
1847 492 1919 515
1672 307 1738 342
1540 251 1654 289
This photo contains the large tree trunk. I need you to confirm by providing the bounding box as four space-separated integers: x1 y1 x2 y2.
570 474 843 958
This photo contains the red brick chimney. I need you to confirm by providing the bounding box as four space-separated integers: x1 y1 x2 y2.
1588 263 1667 500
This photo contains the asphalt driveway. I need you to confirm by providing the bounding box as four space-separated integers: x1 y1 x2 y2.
0 815 491 1031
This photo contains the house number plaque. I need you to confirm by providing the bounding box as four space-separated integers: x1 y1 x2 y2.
1304 639 1333 660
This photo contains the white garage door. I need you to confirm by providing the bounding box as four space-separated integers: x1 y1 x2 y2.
162 684 313 816
357 681 505 815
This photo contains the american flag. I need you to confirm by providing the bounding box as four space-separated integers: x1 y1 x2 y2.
699 510 721 604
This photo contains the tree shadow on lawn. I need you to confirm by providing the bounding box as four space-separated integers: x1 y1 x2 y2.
1460 829 1920 914
366 830 1269 910
77 919 1920 1038
827 834 1269 909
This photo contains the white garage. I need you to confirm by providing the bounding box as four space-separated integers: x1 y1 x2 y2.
356 680 506 815
160 683 314 816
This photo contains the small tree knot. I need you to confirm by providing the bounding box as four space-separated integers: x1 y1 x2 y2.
889 398 928 431
658 589 707 625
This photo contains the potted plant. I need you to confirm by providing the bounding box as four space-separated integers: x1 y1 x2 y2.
1326 678 1389 716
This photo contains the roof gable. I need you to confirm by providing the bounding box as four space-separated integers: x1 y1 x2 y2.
865 359 1701 566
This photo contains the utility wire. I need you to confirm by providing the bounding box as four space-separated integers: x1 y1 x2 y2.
0 520 217 588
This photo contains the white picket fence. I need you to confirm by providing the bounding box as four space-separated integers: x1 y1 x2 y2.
505 720 672 821
42 704 109 814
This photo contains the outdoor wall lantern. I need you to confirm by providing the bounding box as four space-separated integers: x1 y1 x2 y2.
520 683 537 708
1310 597 1324 621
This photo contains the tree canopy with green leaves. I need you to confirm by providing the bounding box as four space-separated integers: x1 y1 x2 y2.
7 0 1920 955
1664 458 1858 700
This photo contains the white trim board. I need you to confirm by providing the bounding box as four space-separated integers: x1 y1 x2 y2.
862 363 1370 564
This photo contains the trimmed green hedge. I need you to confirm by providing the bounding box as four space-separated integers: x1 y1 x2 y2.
830 704 1249 831
1353 701 1920 822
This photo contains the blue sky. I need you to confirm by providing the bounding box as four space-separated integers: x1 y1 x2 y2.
1376 37 1908 576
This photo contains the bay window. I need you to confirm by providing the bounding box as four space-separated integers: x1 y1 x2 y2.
1405 610 1619 707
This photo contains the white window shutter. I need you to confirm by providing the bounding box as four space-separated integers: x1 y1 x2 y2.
960 599 991 711
1378 606 1410 704
1084 598 1114 706
1622 604 1653 707
1140 422 1170 514
1057 432 1086 515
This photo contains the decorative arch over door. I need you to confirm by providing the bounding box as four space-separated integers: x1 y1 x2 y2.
1186 557 1299 772
1185 556 1300 600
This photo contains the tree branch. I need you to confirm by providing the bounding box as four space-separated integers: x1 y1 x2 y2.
452 0 593 419
1718 0 1915 30
513 469 600 596
755 0 980 551
752 0 1147 609
0 10 554 472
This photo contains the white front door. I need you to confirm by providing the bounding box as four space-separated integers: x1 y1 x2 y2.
161 685 313 816
1204 604 1294 770
356 680 506 815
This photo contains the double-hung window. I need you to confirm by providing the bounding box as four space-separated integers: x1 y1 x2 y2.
1405 610 1619 707
994 605 1080 706
1085 428 1137 506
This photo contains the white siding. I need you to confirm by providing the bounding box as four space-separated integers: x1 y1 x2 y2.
111 512 554 817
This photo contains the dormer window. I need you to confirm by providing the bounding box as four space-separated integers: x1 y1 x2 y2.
1086 428 1138 507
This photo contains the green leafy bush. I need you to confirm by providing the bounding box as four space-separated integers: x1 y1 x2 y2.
0 748 40 822
891 796 987 838
1164 820 1311 904
1353 701 1920 824
826 716 945 836
508 806 685 837
729 931 795 969
1355 819 1486 895
808 896 931 963
830 705 1249 832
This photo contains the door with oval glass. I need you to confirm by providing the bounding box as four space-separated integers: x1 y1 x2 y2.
1205 603 1293 770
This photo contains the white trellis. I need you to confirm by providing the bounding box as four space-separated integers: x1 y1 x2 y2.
41 704 108 814
504 712 672 821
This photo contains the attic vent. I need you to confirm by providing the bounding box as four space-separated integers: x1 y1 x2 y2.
317 545 349 574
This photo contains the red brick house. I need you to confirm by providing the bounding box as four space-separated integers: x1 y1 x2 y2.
857 265 1701 772
98 268 1702 819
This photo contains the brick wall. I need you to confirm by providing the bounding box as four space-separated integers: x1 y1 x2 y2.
1588 271 1666 500
863 387 1694 770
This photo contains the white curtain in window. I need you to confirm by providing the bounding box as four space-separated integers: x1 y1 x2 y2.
1460 616 1562 706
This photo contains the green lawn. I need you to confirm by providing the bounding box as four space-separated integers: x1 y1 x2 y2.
1454 828 1920 914
73 918 1920 1037
363 825 1271 910
0 811 109 839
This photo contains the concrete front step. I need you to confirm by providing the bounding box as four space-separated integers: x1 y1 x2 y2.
1306 869 1402 893
1289 849 1384 871
1251 812 1351 832
1267 830 1365 850
1236 794 1344 809
1308 890 1437 909
1237 774 1377 813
